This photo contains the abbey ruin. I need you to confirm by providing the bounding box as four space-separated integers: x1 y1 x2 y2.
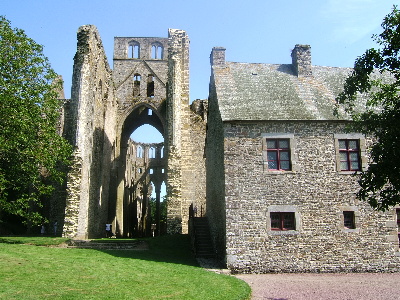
53 26 400 272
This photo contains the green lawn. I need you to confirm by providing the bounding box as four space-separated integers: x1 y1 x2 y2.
0 235 250 299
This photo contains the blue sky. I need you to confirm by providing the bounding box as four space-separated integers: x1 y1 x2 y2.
1 0 398 144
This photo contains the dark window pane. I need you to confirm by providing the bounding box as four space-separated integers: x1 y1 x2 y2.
349 152 359 161
267 140 276 149
348 140 358 150
268 161 277 169
343 211 355 229
280 161 290 170
271 213 280 229
270 212 295 230
279 140 289 149
340 161 348 171
267 152 277 161
339 152 348 161
351 161 360 170
280 151 289 160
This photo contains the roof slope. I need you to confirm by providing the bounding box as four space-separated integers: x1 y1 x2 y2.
212 62 358 121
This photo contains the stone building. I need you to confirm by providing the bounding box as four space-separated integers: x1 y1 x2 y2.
206 45 400 272
55 25 400 272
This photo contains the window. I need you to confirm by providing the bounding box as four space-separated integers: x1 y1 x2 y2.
147 75 154 98
339 139 361 171
266 139 291 170
151 43 163 59
343 211 355 229
149 147 156 159
270 212 296 230
137 146 143 158
133 74 141 97
128 43 140 59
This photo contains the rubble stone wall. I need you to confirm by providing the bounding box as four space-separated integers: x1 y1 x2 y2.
63 25 117 239
223 120 400 273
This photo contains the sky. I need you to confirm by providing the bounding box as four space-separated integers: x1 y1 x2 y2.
1 0 398 144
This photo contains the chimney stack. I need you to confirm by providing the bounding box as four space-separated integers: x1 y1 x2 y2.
210 47 226 66
291 44 312 77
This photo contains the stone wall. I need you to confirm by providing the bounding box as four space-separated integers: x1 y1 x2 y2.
167 29 207 234
63 25 117 239
206 76 226 258
223 121 400 273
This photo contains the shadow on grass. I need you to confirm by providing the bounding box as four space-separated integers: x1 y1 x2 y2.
0 236 70 246
97 234 200 267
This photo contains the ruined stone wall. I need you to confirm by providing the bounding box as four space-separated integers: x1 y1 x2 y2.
205 79 226 258
223 120 400 273
113 36 169 236
124 139 166 237
63 25 117 239
166 29 207 234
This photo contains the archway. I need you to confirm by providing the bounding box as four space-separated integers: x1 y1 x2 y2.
116 104 166 238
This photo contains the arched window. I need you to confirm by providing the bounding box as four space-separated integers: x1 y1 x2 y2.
137 145 143 158
147 74 154 98
161 146 164 158
149 147 156 159
151 43 163 59
133 74 141 97
128 42 140 59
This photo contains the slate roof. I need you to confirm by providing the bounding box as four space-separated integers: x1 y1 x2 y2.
212 62 366 122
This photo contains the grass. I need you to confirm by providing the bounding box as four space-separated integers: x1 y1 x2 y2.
0 234 251 299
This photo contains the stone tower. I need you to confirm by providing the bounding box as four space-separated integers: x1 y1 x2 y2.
62 26 206 239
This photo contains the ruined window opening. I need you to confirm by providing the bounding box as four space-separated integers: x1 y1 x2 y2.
343 211 355 229
148 109 153 116
266 139 291 171
151 44 163 59
137 146 143 158
138 168 142 174
270 212 295 231
129 43 140 59
147 75 155 98
339 139 361 171
149 168 154 174
161 146 164 158
162 168 165 174
149 147 156 159
133 74 141 97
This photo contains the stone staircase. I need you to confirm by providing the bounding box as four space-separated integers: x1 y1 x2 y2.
192 217 215 258
67 239 148 250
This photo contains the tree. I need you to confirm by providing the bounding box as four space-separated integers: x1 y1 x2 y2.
0 17 72 226
336 6 400 210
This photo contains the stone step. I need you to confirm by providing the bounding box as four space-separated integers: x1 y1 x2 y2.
67 240 148 250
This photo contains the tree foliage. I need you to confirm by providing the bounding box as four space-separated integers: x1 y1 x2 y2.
0 16 72 225
336 6 400 210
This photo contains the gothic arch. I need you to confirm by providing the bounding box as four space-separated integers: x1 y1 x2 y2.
115 103 166 237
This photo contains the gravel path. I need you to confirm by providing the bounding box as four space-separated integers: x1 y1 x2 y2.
235 273 400 300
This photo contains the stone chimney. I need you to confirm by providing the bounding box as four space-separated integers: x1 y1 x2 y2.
210 47 226 66
291 44 312 77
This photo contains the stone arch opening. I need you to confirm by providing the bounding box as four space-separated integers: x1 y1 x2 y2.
115 104 166 238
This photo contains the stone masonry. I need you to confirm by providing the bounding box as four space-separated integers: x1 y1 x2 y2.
62 26 206 239
57 25 400 273
207 46 400 272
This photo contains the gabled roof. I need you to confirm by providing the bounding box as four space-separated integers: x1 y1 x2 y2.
212 61 361 122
